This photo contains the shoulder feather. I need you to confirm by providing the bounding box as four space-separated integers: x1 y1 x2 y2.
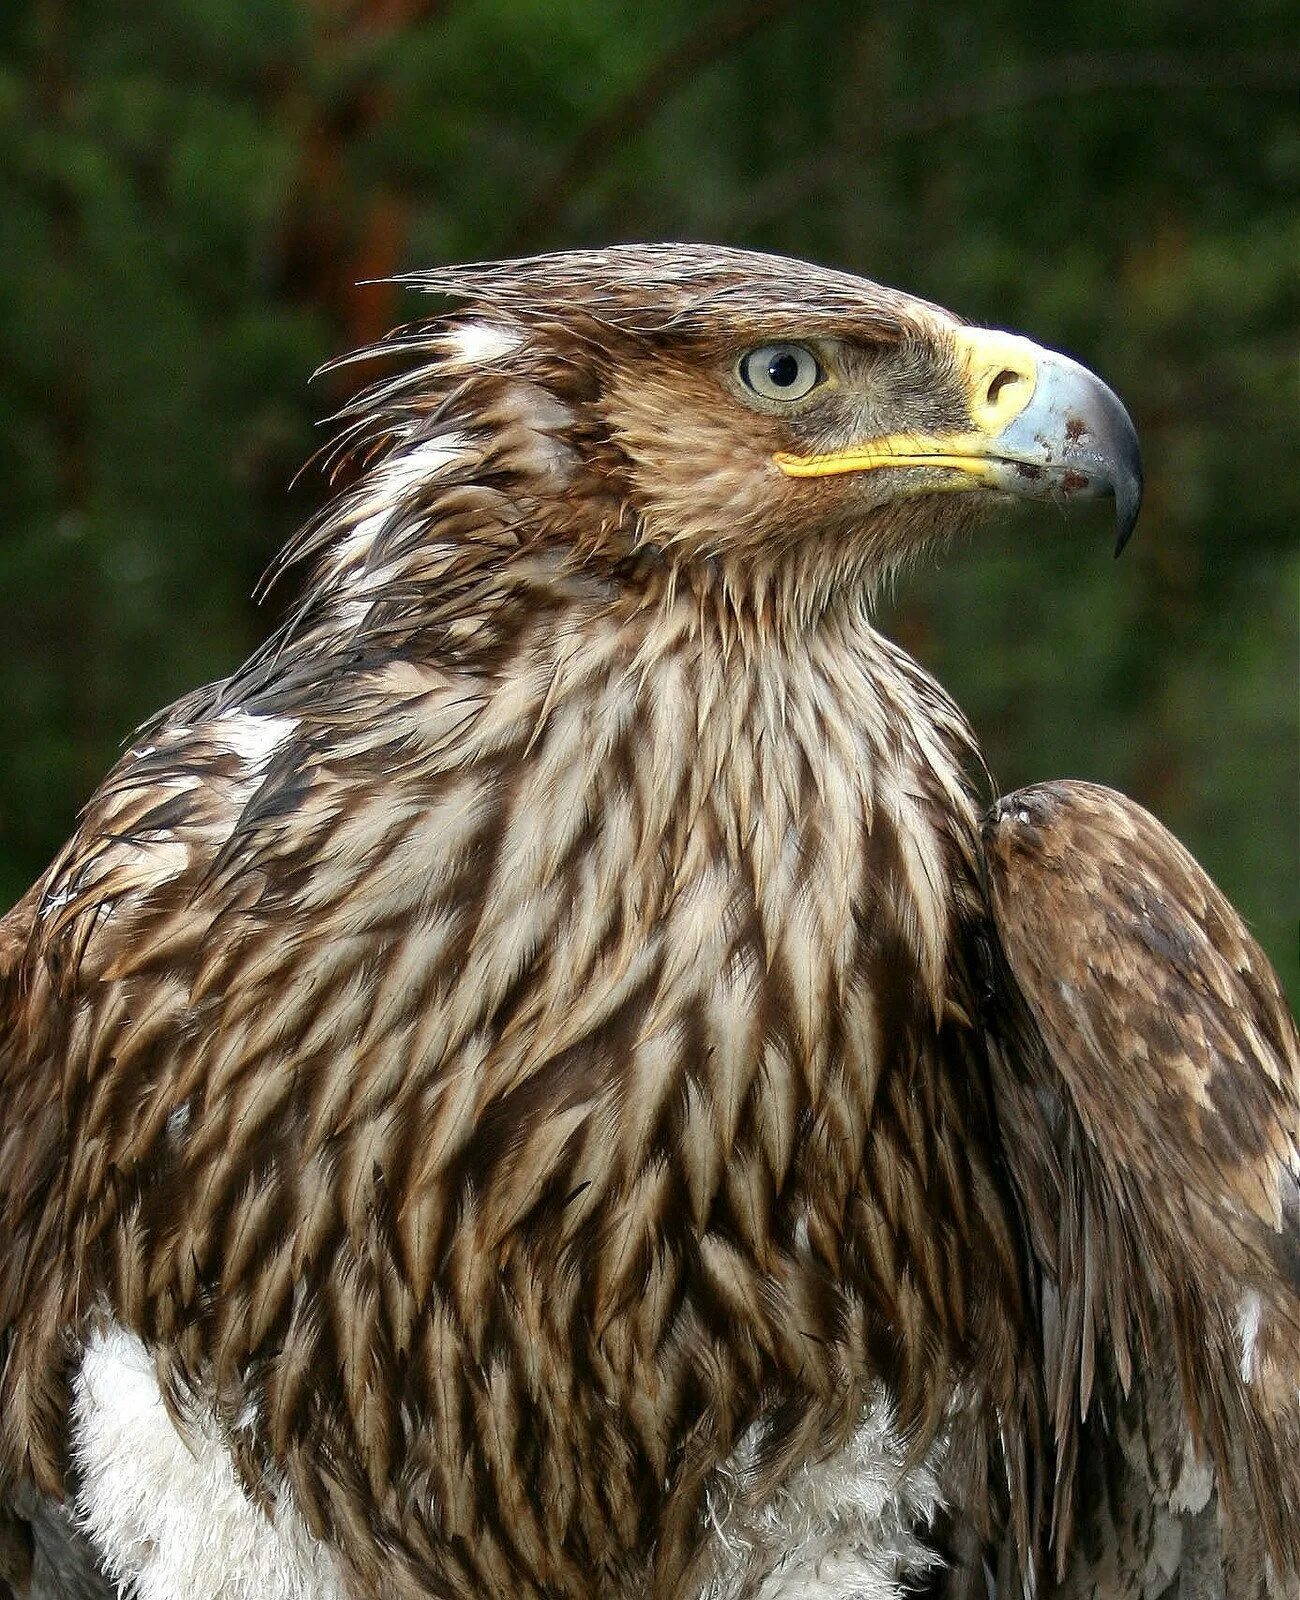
980 779 1299 1590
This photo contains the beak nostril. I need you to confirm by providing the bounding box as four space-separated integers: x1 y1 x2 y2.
986 368 1023 407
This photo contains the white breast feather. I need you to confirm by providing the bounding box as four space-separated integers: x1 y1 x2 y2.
71 1321 346 1600
698 1394 945 1600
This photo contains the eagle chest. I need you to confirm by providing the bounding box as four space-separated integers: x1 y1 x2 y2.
331 642 983 1410
39 636 995 1600
361 654 989 1596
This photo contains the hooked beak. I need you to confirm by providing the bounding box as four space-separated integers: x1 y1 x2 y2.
774 326 1144 555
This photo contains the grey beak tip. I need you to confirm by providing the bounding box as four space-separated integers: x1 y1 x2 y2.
1113 497 1139 558
1103 391 1143 558
1111 457 1143 559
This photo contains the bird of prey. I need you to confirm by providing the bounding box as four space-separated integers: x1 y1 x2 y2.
0 245 1295 1600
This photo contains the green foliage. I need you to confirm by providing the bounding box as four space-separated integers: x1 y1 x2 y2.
0 0 1296 991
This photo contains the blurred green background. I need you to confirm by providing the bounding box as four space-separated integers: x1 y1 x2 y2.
0 0 1296 991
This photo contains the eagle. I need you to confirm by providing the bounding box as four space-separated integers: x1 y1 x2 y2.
0 245 1295 1600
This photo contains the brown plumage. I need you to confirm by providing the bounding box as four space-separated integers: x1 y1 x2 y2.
982 783 1300 1593
0 245 1293 1600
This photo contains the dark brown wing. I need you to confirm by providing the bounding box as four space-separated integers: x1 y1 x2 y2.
0 892 41 1600
0 890 116 1600
0 880 60 1445
980 780 1299 1597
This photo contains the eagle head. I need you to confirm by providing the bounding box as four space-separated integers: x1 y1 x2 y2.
315 244 1142 631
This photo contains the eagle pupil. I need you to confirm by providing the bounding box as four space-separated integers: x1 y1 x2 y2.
768 352 800 388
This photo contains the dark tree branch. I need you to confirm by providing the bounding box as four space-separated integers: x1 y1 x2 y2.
886 46 1300 137
507 0 801 248
720 47 1300 231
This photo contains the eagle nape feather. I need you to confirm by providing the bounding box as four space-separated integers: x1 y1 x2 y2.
0 245 1293 1600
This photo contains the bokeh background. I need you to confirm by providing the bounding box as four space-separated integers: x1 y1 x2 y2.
1 0 1296 990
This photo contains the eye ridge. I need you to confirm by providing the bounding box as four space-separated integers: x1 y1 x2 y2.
738 343 822 403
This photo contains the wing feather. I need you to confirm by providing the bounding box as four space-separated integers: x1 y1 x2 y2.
980 779 1299 1596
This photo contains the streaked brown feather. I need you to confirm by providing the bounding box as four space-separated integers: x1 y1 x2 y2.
982 779 1300 1593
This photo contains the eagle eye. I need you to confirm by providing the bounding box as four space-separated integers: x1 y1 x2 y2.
737 343 822 403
